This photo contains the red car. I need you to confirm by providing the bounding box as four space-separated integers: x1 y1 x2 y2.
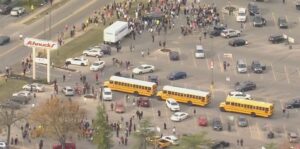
137 97 150 107
115 101 125 113
198 115 208 127
53 143 76 149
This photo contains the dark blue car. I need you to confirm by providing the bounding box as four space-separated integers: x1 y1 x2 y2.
168 71 187 80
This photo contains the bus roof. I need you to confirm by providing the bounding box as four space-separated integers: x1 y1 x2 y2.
162 85 210 97
226 97 274 107
109 76 156 87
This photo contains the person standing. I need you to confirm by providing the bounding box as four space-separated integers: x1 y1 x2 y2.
63 74 66 82
157 110 161 117
39 139 43 149
172 126 176 135
240 139 243 146
164 123 167 130
111 103 114 111
223 61 227 71
237 139 240 146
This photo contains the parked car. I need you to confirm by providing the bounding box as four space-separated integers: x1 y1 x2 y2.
194 45 205 58
297 0 300 10
166 98 180 111
0 100 21 109
198 115 208 127
288 132 298 143
132 64 155 74
0 141 7 149
236 8 247 22
90 60 105 71
12 90 32 98
251 60 265 73
253 15 266 27
115 101 125 113
170 112 188 122
102 87 112 101
0 35 10 46
168 71 187 80
228 91 251 99
148 75 158 84
10 96 31 105
269 34 285 44
65 57 89 66
0 4 12 15
169 51 180 61
248 2 260 16
161 135 179 145
53 142 76 149
235 81 256 92
97 44 111 55
211 141 230 149
137 97 150 107
285 98 300 109
229 38 248 47
236 59 248 73
212 118 223 131
210 25 226 37
220 29 241 38
82 47 104 57
10 7 25 16
22 83 45 92
62 86 75 96
237 116 248 127
0 0 11 4
278 17 288 29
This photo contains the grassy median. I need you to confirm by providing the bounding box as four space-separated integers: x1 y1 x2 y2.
51 27 103 66
0 78 27 101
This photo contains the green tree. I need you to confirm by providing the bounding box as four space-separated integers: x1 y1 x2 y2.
174 132 212 149
134 119 156 149
93 105 113 149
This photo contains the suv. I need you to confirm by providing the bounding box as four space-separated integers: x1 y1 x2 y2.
169 51 179 61
278 17 288 29
236 8 247 22
221 29 241 38
285 98 300 109
235 81 256 92
253 15 266 27
236 59 247 73
248 2 259 16
251 60 265 73
212 118 223 131
195 45 205 58
269 34 285 44
0 4 11 14
210 25 226 37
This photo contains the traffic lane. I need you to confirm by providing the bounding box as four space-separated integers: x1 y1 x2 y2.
0 0 111 69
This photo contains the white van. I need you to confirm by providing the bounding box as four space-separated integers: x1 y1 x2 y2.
236 8 247 22
195 45 205 58
236 59 248 73
103 21 132 44
102 87 112 101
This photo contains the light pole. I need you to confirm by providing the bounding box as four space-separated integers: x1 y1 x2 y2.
210 36 214 91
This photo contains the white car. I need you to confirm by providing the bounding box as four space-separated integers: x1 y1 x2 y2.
221 29 241 38
10 7 25 16
228 91 251 99
82 47 104 57
12 91 32 97
62 86 75 96
166 98 180 111
132 64 155 74
66 57 89 66
102 87 112 101
170 112 188 122
236 8 247 22
22 83 45 92
0 141 7 149
161 135 179 145
90 61 105 71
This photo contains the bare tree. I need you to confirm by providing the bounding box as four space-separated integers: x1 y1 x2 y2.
30 98 86 149
0 108 26 147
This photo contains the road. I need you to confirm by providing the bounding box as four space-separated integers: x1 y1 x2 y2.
0 0 111 70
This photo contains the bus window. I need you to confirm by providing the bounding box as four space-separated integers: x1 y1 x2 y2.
163 90 167 93
109 81 113 84
226 102 230 105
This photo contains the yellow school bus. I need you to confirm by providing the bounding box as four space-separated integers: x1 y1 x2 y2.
219 97 274 118
104 76 157 96
156 85 211 106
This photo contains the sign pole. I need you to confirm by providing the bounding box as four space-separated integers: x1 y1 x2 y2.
47 49 51 83
32 47 36 80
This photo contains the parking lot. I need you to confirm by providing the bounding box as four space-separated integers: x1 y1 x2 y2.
21 0 300 148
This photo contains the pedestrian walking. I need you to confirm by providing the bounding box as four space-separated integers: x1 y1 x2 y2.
121 136 124 145
111 103 114 111
39 139 43 149
193 109 196 115
237 139 240 146
133 124 136 132
95 73 99 82
223 61 227 71
204 31 207 39
157 110 161 117
125 137 128 146
63 74 66 82
172 126 176 135
164 123 167 130
199 36 202 44
141 50 145 57
152 35 155 42
240 139 243 146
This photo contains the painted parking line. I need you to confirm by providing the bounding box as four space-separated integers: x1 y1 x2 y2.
270 63 277 81
284 65 290 84
217 54 224 73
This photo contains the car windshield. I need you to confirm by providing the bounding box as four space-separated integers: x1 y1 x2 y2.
104 92 111 95
67 89 73 92
93 63 100 66
171 102 178 106
239 64 246 68
138 66 145 69
238 12 246 16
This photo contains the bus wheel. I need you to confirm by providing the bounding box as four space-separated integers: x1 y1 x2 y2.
134 91 139 96
187 101 193 106
219 107 225 112
251 112 256 117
